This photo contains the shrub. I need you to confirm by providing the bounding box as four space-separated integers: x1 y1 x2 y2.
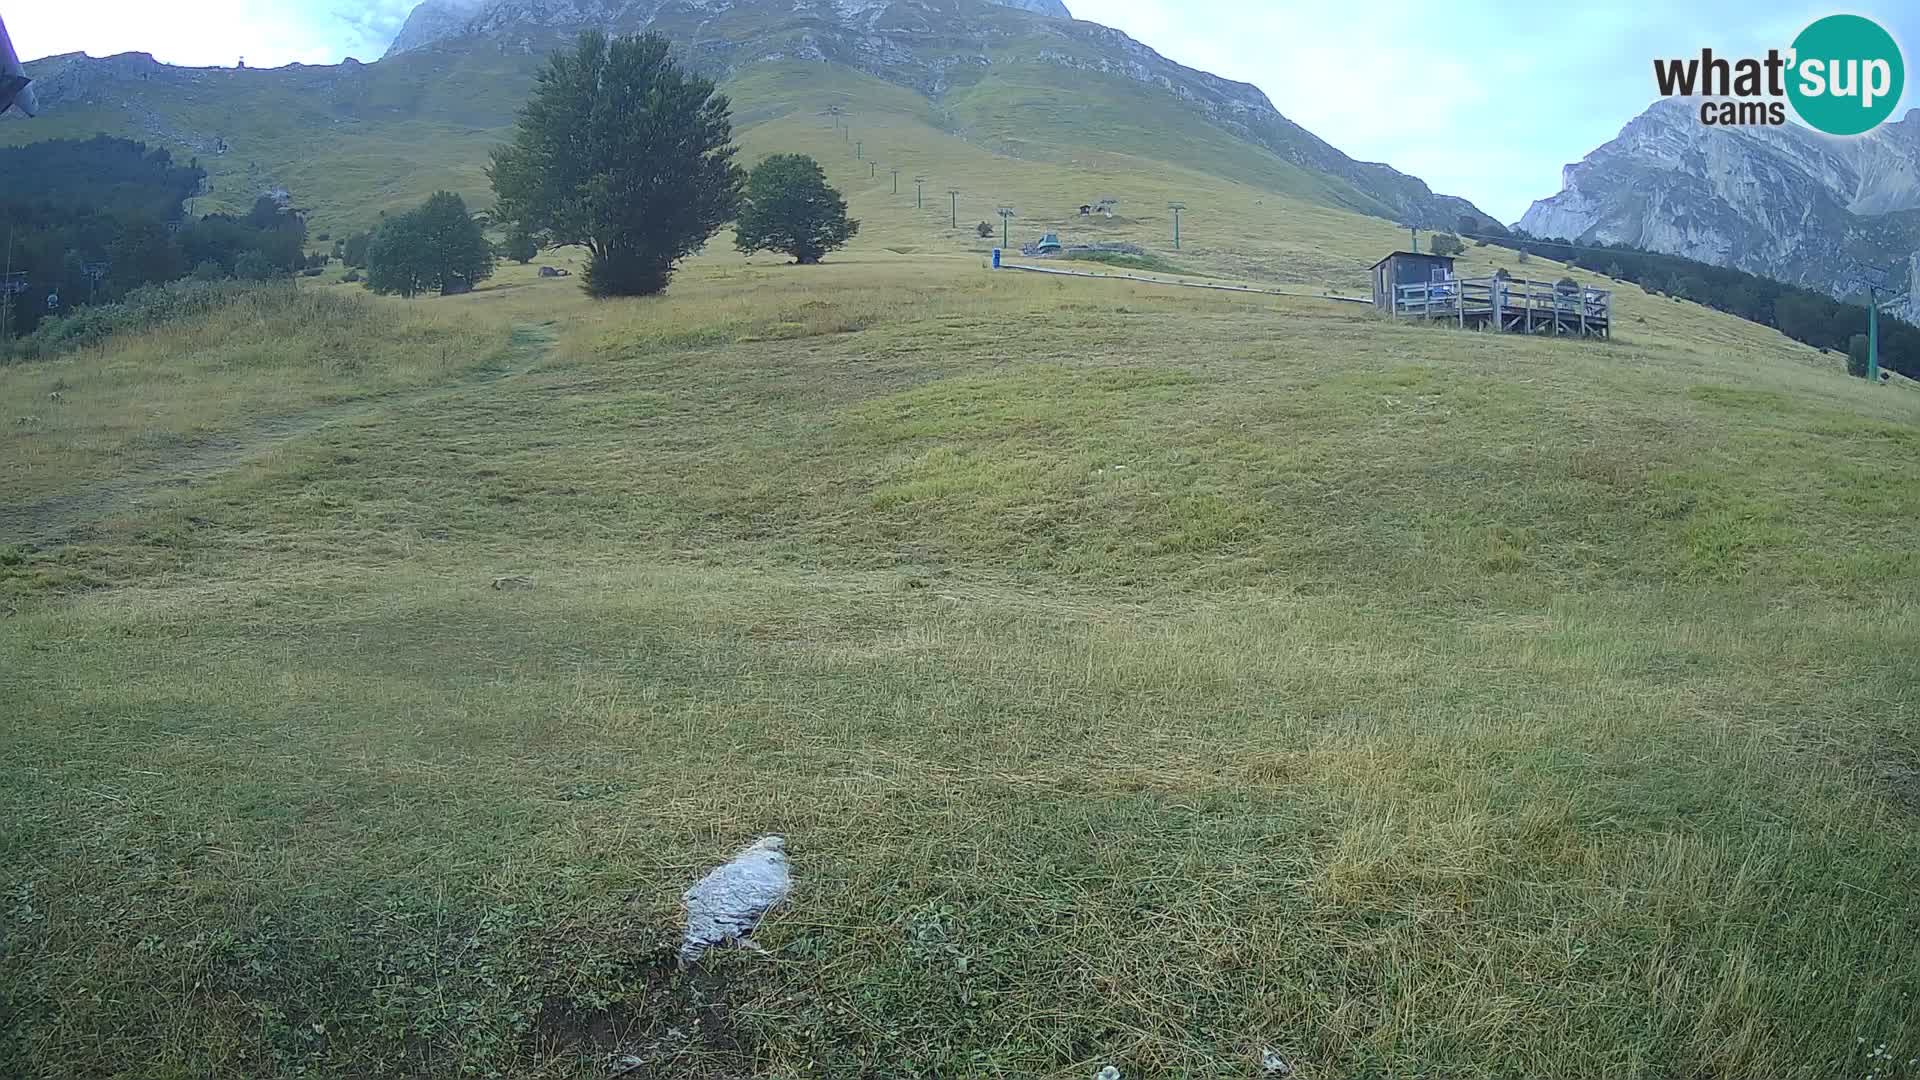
1427 232 1464 257
5 279 275 360
233 250 280 281
343 269 363 284
342 231 371 268
976 222 995 239
503 226 538 265
1516 251 1531 264
300 267 325 277
192 260 226 282
1847 333 1871 377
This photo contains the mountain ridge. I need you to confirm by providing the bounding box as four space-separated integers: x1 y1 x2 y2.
368 0 1495 230
5 0 1497 236
387 0 1072 55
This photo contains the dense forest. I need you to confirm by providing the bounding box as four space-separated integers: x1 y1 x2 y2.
0 136 310 336
1470 220 1920 379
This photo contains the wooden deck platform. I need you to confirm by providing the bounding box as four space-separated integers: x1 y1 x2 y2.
1393 277 1611 339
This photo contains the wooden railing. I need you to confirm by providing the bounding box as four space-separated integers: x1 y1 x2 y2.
1393 276 1611 335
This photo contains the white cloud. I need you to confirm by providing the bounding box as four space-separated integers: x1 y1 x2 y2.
11 1 418 67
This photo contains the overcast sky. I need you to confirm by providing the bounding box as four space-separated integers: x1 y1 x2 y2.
13 1 1920 222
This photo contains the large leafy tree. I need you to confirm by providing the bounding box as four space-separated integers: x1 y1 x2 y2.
734 154 859 265
366 191 495 298
488 31 745 297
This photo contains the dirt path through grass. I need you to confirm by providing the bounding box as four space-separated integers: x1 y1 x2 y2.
0 322 555 547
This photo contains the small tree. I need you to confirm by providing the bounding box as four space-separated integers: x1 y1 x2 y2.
503 226 538 264
489 31 745 296
976 222 995 239
366 214 428 296
192 260 225 281
1427 232 1464 257
734 154 859 265
367 191 495 297
1516 250 1531 265
1847 333 1871 378
419 191 495 293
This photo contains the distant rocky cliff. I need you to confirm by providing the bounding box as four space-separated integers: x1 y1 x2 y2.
1520 99 1920 322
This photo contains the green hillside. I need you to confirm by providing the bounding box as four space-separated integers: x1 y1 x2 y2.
4 235 1917 1078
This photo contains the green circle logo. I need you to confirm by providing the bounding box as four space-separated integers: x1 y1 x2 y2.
1787 15 1905 136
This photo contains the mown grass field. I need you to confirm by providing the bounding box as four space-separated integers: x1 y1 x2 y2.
3 233 1917 1078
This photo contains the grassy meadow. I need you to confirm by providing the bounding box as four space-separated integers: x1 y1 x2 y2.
3 226 1918 1079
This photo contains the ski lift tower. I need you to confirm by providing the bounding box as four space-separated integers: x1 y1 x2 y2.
0 270 29 347
83 261 110 304
1851 263 1910 384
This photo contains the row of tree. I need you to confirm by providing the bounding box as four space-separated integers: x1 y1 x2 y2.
354 33 857 300
9 35 876 323
0 136 311 336
482 31 857 297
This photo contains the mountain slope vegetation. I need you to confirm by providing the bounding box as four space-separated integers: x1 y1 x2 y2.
3 0 1496 239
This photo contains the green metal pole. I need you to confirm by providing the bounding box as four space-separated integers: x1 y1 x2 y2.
1869 291 1881 382
1002 216 1009 249
1173 209 1181 250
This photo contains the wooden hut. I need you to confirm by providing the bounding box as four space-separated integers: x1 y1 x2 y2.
1370 251 1457 312
1371 250 1613 339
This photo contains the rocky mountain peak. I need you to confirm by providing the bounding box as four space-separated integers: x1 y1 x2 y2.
384 0 1069 58
1519 100 1920 323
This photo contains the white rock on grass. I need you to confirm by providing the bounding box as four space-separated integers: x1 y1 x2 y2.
679 836 791 965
